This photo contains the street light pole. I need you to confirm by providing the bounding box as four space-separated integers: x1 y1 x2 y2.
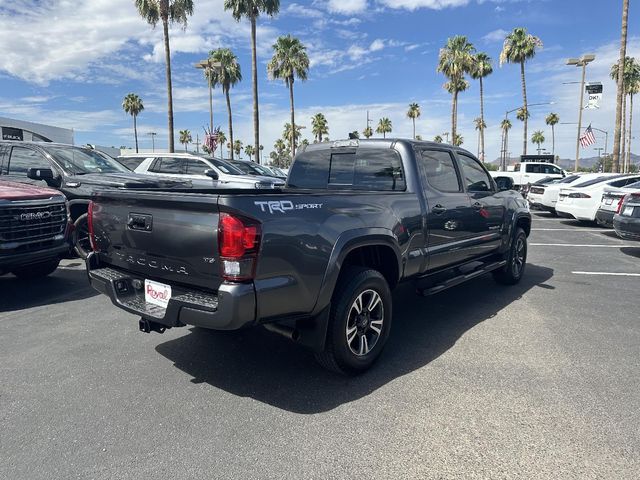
195 59 222 133
567 54 595 171
502 101 554 170
147 132 157 152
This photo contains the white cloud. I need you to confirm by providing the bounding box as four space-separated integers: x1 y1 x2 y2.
377 0 470 10
482 29 509 44
369 39 386 52
327 0 368 14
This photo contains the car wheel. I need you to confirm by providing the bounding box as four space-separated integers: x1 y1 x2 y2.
12 259 60 279
73 213 91 259
315 267 392 375
493 227 527 285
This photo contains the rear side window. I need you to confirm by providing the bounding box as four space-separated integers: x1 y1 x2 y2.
526 164 563 174
609 176 640 188
150 157 183 174
288 150 331 189
418 149 461 192
8 147 51 174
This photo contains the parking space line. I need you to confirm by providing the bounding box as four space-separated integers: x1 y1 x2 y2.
573 271 640 277
530 243 628 247
532 228 606 232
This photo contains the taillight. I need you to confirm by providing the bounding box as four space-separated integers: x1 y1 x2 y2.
87 201 98 252
616 195 627 214
218 213 261 281
568 192 591 199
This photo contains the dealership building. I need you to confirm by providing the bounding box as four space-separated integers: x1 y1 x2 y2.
0 116 74 144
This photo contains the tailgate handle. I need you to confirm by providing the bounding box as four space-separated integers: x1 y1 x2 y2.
127 213 153 231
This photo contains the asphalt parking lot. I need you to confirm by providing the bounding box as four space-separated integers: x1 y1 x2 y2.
1 211 639 480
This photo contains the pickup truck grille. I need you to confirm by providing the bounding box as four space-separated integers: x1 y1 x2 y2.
0 203 67 252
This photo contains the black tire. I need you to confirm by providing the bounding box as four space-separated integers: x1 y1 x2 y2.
493 227 527 285
73 213 91 259
12 259 60 279
315 267 392 375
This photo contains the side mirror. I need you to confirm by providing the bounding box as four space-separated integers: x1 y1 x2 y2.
494 176 515 192
27 167 54 181
204 169 219 180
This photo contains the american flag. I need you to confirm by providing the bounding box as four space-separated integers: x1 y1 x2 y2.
579 124 596 148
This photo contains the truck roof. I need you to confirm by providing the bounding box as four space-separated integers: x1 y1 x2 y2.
301 138 475 156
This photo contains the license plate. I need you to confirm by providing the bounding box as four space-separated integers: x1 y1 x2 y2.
145 279 172 308
605 198 613 205
623 206 635 216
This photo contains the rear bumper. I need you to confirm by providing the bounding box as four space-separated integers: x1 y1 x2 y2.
613 215 640 241
86 253 256 330
595 208 615 227
0 242 69 271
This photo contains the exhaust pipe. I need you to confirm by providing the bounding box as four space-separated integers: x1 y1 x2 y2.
139 318 168 334
264 323 300 342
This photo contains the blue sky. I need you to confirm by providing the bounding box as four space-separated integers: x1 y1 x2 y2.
0 0 638 161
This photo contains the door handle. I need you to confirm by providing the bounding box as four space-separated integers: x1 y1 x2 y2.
472 202 483 210
432 204 447 215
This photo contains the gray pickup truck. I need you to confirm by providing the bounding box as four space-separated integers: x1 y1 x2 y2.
86 139 531 374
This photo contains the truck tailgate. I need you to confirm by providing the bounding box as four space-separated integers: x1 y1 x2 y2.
92 190 223 291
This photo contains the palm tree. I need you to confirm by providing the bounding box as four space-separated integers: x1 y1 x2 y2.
501 118 512 169
444 78 469 142
407 103 421 139
217 131 227 158
245 144 255 161
362 126 373 139
179 129 192 152
135 0 194 153
612 0 630 172
531 130 545 154
611 57 633 168
350 130 360 139
453 134 463 147
311 113 329 143
433 135 443 143
225 0 280 162
626 65 640 172
259 144 264 162
233 139 243 158
470 52 493 162
376 118 392 138
206 48 242 160
474 117 486 158
283 123 302 151
437 35 475 142
122 93 144 153
545 113 560 155
415 135 423 141
268 35 309 159
500 27 543 155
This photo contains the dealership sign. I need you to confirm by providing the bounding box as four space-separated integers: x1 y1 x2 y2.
2 127 23 141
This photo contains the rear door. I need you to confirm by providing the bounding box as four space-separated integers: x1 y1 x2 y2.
416 148 475 270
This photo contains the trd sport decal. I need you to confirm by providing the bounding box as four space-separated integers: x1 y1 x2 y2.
254 201 323 214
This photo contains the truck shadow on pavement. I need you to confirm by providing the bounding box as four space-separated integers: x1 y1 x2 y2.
155 264 553 414
0 265 97 313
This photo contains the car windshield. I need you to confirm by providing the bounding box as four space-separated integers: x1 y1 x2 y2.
209 158 246 175
49 147 130 174
229 161 260 175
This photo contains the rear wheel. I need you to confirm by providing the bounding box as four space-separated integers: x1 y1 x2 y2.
493 227 527 285
73 213 91 259
315 267 392 375
12 259 60 279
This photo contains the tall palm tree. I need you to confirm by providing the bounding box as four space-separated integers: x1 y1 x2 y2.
470 52 493 162
224 0 280 163
179 129 192 151
474 117 486 158
531 130 545 154
612 0 630 172
245 144 255 161
311 113 329 143
437 35 475 142
206 48 242 160
376 118 392 138
217 131 227 158
545 113 560 155
453 134 463 147
501 118 512 169
407 103 421 139
611 57 634 169
268 35 309 159
122 93 144 153
500 27 543 156
433 135 443 143
626 65 640 172
135 0 194 153
233 139 243 158
259 144 264 162
362 126 373 139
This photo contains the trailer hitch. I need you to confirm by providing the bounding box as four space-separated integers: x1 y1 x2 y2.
139 318 168 334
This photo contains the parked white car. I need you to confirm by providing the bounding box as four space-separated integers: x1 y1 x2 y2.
556 174 640 222
527 173 602 214
595 180 640 227
121 153 285 189
490 162 567 188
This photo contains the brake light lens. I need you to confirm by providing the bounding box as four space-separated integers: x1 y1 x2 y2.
87 201 98 252
218 213 261 281
616 195 627 214
568 192 591 199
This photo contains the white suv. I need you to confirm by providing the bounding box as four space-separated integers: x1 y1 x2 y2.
120 153 285 189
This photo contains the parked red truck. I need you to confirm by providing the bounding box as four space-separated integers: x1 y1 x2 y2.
0 180 72 278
